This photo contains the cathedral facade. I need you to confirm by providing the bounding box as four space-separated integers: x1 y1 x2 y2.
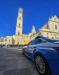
40 16 59 40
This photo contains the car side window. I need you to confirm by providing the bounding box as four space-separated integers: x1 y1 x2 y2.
28 38 42 45
35 39 42 44
28 38 47 45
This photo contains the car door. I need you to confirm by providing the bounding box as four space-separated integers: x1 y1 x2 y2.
25 40 36 59
26 38 44 59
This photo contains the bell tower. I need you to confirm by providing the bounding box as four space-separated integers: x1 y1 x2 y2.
16 8 23 35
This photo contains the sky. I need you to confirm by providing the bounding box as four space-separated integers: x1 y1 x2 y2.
0 0 59 37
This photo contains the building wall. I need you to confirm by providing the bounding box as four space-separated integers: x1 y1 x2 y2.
0 9 59 45
40 16 59 40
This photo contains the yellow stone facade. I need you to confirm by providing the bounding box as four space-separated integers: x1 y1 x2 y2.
40 16 59 40
0 9 59 46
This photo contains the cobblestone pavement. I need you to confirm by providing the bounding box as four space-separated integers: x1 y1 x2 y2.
0 48 39 75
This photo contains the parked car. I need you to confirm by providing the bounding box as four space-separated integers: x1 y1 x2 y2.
23 36 59 75
0 44 5 48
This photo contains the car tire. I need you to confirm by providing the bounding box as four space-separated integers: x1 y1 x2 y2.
35 55 51 75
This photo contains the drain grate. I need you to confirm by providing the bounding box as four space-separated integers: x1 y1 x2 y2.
4 68 32 75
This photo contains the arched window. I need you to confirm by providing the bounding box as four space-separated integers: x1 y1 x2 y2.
19 24 20 27
19 17 21 20
52 37 54 39
17 32 20 35
55 25 57 30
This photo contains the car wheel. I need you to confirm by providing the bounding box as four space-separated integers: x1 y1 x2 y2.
35 55 50 75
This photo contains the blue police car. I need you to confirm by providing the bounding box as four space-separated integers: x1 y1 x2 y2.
23 36 59 75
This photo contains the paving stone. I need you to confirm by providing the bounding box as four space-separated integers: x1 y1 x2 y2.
4 68 32 75
0 71 4 75
0 65 6 71
0 48 39 75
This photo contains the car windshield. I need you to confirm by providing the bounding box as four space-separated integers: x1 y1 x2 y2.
28 38 47 45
